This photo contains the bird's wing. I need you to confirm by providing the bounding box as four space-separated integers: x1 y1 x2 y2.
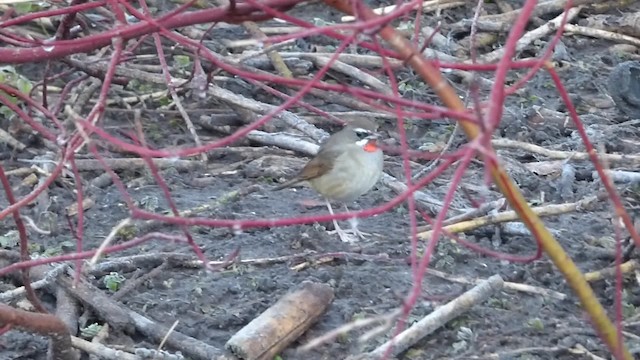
296 146 342 181
271 147 341 191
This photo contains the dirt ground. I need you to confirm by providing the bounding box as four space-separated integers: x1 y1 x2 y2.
2 1 640 360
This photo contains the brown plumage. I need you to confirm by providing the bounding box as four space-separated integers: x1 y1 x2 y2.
273 118 384 242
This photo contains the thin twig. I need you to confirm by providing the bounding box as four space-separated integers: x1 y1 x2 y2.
365 275 504 359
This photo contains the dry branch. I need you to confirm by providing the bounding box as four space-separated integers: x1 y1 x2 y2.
354 275 504 359
492 138 640 165
0 127 28 152
340 0 464 22
425 268 566 300
416 194 604 239
0 304 79 360
479 6 582 63
0 251 227 359
226 281 334 360
564 24 640 47
71 336 138 360
71 158 205 172
594 170 640 184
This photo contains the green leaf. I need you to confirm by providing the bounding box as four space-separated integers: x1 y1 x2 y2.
173 55 191 69
103 272 126 292
0 230 19 248
527 317 544 331
14 2 35 14
80 323 102 339
16 77 33 94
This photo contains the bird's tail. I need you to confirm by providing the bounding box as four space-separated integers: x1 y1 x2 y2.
272 178 301 191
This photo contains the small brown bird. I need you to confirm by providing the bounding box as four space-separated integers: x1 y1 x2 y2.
274 118 384 242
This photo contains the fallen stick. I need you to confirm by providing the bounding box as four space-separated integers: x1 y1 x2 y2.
0 304 79 360
359 274 504 360
416 194 604 239
226 281 334 360
492 138 640 165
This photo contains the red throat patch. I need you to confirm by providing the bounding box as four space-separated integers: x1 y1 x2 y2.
363 140 378 153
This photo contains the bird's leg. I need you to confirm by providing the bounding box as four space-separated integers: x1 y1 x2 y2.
344 204 370 239
325 199 358 243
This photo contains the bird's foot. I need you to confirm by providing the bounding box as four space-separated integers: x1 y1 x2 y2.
327 228 360 243
324 202 371 242
348 216 370 239
327 221 370 242
350 227 370 239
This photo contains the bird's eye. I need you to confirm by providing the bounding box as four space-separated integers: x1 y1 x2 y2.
354 128 370 139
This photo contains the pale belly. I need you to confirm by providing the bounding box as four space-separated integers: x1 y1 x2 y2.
309 149 383 202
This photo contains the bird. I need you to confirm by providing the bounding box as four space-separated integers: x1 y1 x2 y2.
273 118 384 242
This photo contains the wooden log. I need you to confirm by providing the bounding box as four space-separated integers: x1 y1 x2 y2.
226 281 334 360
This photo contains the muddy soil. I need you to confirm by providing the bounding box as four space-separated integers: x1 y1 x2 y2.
2 2 640 360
